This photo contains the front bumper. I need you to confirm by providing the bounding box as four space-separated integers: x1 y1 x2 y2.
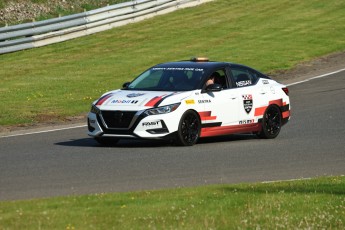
87 110 179 140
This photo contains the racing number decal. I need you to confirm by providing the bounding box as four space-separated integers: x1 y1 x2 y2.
242 94 253 114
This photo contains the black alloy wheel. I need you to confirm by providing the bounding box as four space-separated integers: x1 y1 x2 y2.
175 110 201 146
258 105 282 139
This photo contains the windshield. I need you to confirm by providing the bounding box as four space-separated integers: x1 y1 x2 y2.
127 67 206 91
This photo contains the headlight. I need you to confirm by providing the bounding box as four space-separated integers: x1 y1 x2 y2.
90 104 100 114
144 103 180 116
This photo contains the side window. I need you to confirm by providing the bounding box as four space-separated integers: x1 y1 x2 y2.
231 67 259 88
205 69 229 89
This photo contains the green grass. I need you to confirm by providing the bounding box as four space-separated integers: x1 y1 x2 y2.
0 176 344 229
1 0 345 126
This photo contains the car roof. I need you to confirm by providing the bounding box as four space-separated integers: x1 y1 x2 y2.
154 61 228 69
153 60 256 71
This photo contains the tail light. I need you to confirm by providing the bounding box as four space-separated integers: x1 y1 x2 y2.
282 87 289 96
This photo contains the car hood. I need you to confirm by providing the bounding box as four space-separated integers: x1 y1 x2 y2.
95 90 194 111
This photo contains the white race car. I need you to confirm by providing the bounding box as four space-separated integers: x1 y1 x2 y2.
88 58 290 146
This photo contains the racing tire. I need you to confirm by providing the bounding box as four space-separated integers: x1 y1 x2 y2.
257 105 282 139
175 110 201 146
95 137 119 146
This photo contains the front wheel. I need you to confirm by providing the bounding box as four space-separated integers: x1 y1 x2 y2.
257 105 282 139
175 110 201 146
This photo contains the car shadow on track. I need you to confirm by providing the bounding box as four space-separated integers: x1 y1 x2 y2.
55 134 258 148
55 138 97 147
55 138 172 148
198 134 258 145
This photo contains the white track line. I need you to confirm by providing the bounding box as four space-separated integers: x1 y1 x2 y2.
0 125 87 138
262 177 312 184
287 67 345 86
1 67 345 138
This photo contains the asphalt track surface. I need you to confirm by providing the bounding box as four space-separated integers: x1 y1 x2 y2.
0 71 344 201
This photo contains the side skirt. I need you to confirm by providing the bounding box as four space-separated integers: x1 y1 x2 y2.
200 123 262 138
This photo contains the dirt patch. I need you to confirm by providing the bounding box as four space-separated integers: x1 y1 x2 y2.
269 51 345 84
1 50 345 136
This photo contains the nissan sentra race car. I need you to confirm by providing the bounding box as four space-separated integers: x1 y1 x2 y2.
88 58 290 146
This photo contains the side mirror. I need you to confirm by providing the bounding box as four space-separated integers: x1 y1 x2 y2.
122 82 130 89
205 83 222 92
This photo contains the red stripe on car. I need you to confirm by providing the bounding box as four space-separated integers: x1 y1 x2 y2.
145 95 165 107
200 123 261 137
96 93 113 106
199 111 217 121
254 99 285 116
254 106 267 116
282 111 290 118
269 99 283 107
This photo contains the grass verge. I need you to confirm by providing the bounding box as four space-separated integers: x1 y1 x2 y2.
0 0 345 125
0 176 344 229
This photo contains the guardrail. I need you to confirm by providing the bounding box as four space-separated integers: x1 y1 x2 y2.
0 0 213 55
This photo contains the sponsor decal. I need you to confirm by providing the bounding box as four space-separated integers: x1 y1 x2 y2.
185 99 195 105
262 80 269 84
111 99 139 104
239 119 254 125
236 80 252 87
198 99 211 104
142 121 161 127
152 67 204 71
126 93 145 98
242 94 253 114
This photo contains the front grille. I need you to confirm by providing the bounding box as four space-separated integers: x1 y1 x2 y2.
100 110 137 129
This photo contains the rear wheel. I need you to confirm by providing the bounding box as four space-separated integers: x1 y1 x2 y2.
258 105 282 139
95 137 119 146
175 110 201 146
